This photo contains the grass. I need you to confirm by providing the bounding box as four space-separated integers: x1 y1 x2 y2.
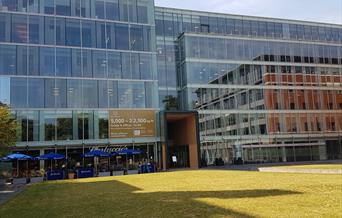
271 164 342 170
0 170 341 218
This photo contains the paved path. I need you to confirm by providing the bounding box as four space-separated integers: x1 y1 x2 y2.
207 160 342 174
258 168 342 174
0 183 25 205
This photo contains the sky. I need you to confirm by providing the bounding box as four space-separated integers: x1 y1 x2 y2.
154 0 342 25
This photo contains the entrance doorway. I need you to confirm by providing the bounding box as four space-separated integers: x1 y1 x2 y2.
161 111 200 170
168 145 189 168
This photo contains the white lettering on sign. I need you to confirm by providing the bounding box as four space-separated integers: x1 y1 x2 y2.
90 146 128 153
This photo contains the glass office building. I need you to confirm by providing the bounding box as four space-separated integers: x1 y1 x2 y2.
0 1 341 170
156 7 342 165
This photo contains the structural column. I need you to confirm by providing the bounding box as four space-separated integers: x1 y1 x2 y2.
281 146 287 162
39 149 45 169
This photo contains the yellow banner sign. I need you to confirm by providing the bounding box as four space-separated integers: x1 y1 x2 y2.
109 110 156 138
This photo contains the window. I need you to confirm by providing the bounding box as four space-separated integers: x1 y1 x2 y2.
28 78 44 108
143 26 151 51
66 19 81 46
121 53 130 79
92 50 107 78
266 22 275 38
10 77 27 108
131 53 140 79
119 0 129 21
106 23 116 49
16 46 27 75
44 78 55 108
44 17 55 45
115 24 129 50
96 21 106 48
80 0 91 18
145 82 154 108
82 50 93 77
226 19 234 35
28 47 39 76
0 13 11 42
94 0 105 19
56 0 71 16
108 80 118 108
0 78 10 105
217 17 226 34
71 0 81 17
162 16 174 37
242 20 251 36
137 0 149 23
56 111 72 140
130 25 143 51
29 16 44 44
83 80 98 108
40 47 55 76
41 0 55 14
290 102 295 109
200 24 209 33
140 54 152 80
55 79 67 108
17 0 39 13
98 81 108 108
97 111 108 139
71 49 82 77
56 48 71 77
12 15 28 43
0 45 16 75
127 0 137 22
81 20 96 48
108 51 121 78
82 111 94 139
155 17 163 36
67 79 82 108
56 18 66 45
43 111 56 141
26 111 39 141
118 81 145 108
106 0 119 21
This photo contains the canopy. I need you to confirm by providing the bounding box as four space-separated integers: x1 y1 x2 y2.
114 149 143 156
3 153 33 161
83 150 111 158
37 153 65 160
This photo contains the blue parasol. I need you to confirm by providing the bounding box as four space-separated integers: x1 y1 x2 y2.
112 149 144 174
37 153 65 170
4 153 33 160
1 153 33 178
82 150 111 158
37 153 65 160
114 149 143 155
82 150 112 176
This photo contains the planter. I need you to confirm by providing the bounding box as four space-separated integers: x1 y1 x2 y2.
68 172 75 179
5 178 13 184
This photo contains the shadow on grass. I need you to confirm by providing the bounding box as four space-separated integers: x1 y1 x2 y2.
0 179 302 218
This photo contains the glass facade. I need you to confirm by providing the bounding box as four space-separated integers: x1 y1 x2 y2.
155 7 342 164
0 0 158 151
0 2 341 167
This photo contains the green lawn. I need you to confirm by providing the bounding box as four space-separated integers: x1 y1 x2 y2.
272 164 342 170
0 170 341 218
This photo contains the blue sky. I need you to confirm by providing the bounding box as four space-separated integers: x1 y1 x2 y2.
154 0 342 24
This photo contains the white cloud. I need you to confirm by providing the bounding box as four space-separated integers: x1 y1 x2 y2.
154 0 342 24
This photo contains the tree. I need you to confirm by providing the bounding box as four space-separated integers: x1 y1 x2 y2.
0 105 17 156
162 95 178 111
